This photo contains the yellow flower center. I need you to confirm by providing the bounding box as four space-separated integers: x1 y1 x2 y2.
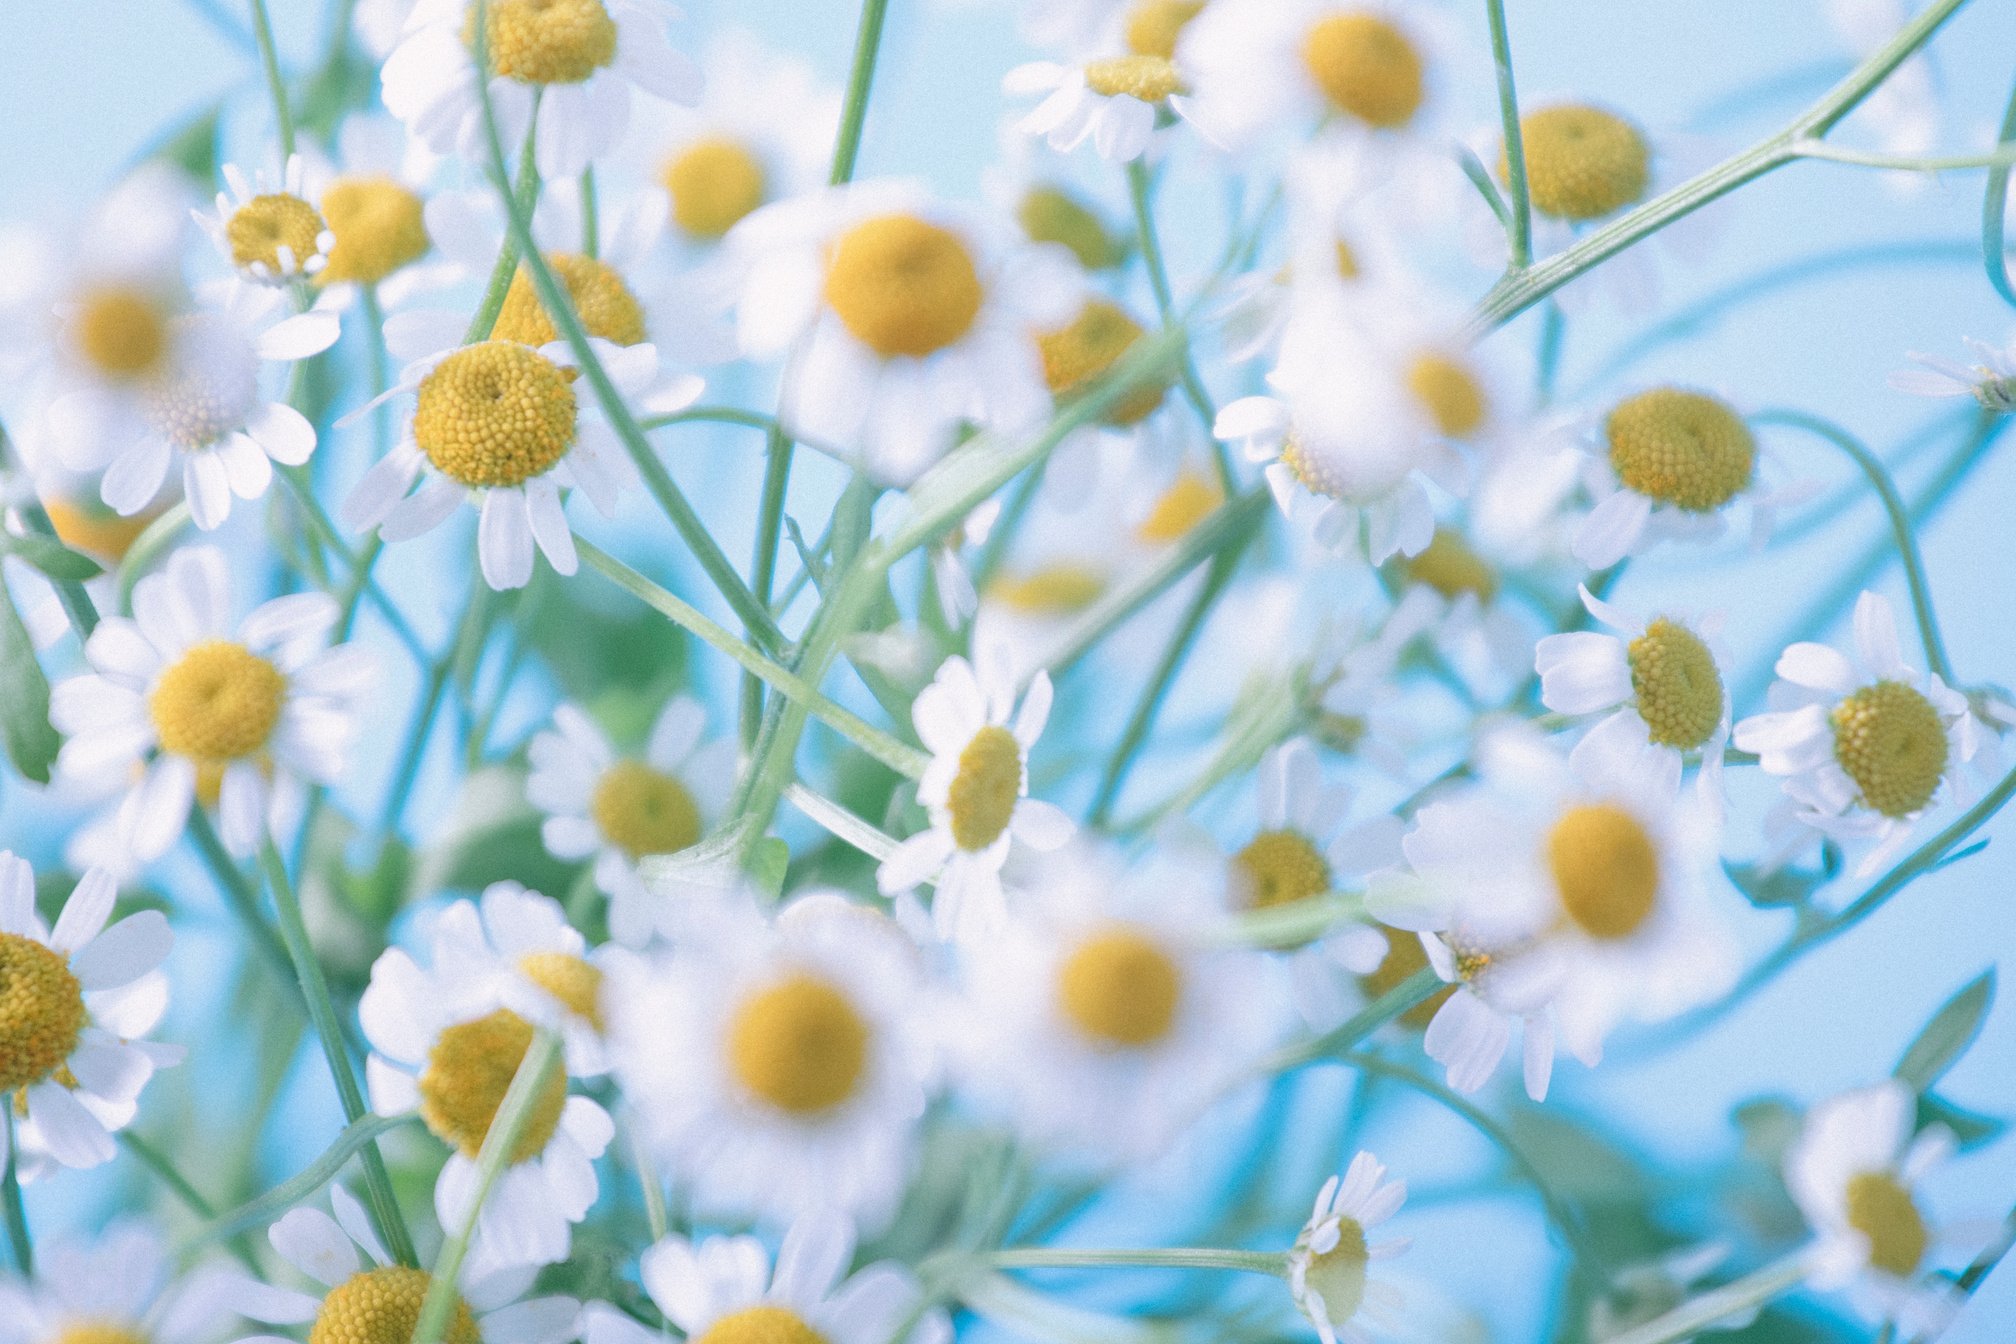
43 496 158 563
1301 12 1424 130
417 1008 568 1161
1627 618 1723 749
590 758 701 860
1357 927 1452 1029
1233 829 1333 910
1399 528 1497 603
318 177 429 286
1037 299 1167 425
1605 388 1755 512
469 0 617 86
54 1326 148 1344
1136 469 1225 545
412 341 578 488
0 933 86 1096
1017 186 1121 271
662 136 770 240
149 641 287 765
226 193 327 275
824 213 984 360
946 725 1023 852
1301 1216 1369 1325
1512 104 1651 223
1279 433 1357 502
1084 55 1186 102
1333 239 1362 279
695 1306 828 1344
491 252 647 348
310 1267 481 1344
1831 680 1949 819
73 286 169 381
1404 352 1487 438
987 563 1106 616
727 973 870 1116
1845 1171 1929 1278
518 951 605 1031
1125 0 1205 58
1547 803 1660 941
1056 925 1183 1049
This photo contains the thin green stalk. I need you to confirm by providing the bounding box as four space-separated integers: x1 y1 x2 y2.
259 841 416 1267
641 405 782 433
1267 966 1441 1072
580 166 599 257
378 587 483 837
743 423 798 746
985 1247 1287 1276
2 1116 30 1275
1484 0 1531 266
1788 139 2016 171
0 427 99 637
121 1131 261 1271
465 114 543 345
247 0 295 158
278 465 427 662
1603 1252 1812 1344
1981 68 2016 307
187 810 307 1011
829 0 893 186
784 781 900 862
1127 159 1235 492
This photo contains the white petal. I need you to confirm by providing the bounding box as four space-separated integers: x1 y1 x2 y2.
70 910 171 989
270 1206 360 1287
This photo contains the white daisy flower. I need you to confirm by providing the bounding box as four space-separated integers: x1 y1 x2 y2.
1732 590 1986 877
356 0 420 59
197 156 335 286
1005 51 1198 163
951 839 1282 1162
1385 524 1536 695
581 1209 951 1344
729 179 1079 486
467 879 618 1077
1369 726 1731 1099
1888 335 2016 412
48 280 338 531
875 635 1074 944
50 545 372 862
341 332 680 590
381 0 701 181
1535 583 1733 811
611 890 934 1231
526 696 732 948
1784 1080 1960 1336
0 853 179 1176
302 116 450 305
226 1188 580 1344
0 1218 239 1344
1287 1153 1412 1344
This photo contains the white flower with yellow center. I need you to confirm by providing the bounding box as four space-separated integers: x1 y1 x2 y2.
381 0 700 180
360 895 615 1268
527 696 731 947
301 117 449 306
1370 727 1731 1099
226 1188 580 1344
1888 334 2016 412
1385 523 1536 694
730 180 1079 486
49 281 338 532
612 890 933 1231
1005 50 1201 163
951 840 1282 1161
875 640 1073 943
468 880 617 1077
0 853 178 1177
1784 1080 1960 1335
0 1219 239 1344
1733 591 1985 877
51 546 370 862
1286 1154 1411 1344
197 156 334 286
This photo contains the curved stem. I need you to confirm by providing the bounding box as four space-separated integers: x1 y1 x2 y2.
1268 966 1442 1072
641 405 782 433
1126 159 1235 492
1982 68 2016 308
246 0 294 159
986 1247 1287 1276
1789 139 2016 172
1602 1251 1812 1344
1484 0 1531 267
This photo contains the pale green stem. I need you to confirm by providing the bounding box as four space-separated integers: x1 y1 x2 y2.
1267 966 1442 1072
986 1247 1287 1276
580 166 599 257
1982 68 2016 307
466 111 543 345
277 466 427 662
1788 139 2016 171
829 0 893 186
247 0 295 159
1126 159 1235 492
1484 0 1531 266
121 1131 261 1271
783 781 901 863
1602 1252 1813 1344
1219 892 1365 949
629 1124 668 1242
642 405 782 433
2 1115 30 1275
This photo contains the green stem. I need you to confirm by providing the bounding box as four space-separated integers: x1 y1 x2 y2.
743 423 797 745
0 427 100 638
1982 68 2016 308
377 586 483 837
1788 139 2016 171
1267 966 1442 1072
1602 1252 1812 1344
187 810 306 1010
464 117 543 345
247 0 295 159
580 166 599 258
2 1115 30 1275
120 1131 261 1270
278 465 427 662
783 781 900 862
1484 0 1531 266
641 405 782 433
1127 159 1235 492
986 1247 1287 1276
828 0 893 186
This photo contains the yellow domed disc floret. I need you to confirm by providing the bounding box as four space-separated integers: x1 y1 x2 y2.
1126 0 1205 59
1233 830 1332 910
591 758 701 859
1036 299 1168 425
1548 803 1660 941
519 951 605 1031
1016 186 1122 271
1405 352 1487 438
1605 388 1755 512
946 725 1023 852
1831 680 1948 819
1299 1216 1370 1325
0 932 87 1096
412 341 578 489
1136 469 1224 545
728 973 870 1115
319 177 429 286
310 1266 481 1344
1399 528 1497 603
1057 925 1183 1049
1628 618 1723 750
824 214 985 360
468 0 617 86
73 286 169 380
663 137 769 240
150 641 287 765
987 564 1106 616
43 496 158 563
1301 12 1425 130
417 1008 568 1161
696 1306 829 1344
227 193 327 275
1084 55 1186 103
492 252 648 348
1513 104 1651 222
1845 1171 1928 1278
1356 927 1453 1029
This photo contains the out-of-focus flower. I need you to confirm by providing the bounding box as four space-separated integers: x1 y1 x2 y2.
1288 1153 1412 1344
0 1219 239 1342
1888 335 2016 412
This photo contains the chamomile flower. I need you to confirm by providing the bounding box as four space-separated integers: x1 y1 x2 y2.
360 896 615 1268
1784 1080 1960 1335
1535 584 1733 808
467 880 618 1077
198 156 334 286
951 840 1281 1161
228 1188 580 1344
875 638 1074 943
304 117 446 302
1572 385 1771 571
1006 52 1195 163
49 281 337 531
1732 591 1985 877
1888 335 2016 412
1287 1154 1412 1344
51 545 371 862
582 1210 950 1344
381 0 701 180
729 179 1078 486
0 854 178 1176
612 890 934 1231
0 1219 239 1344
341 333 681 590
1385 525 1534 693
526 696 732 947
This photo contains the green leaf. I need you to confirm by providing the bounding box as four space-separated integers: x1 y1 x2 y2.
2 534 102 583
1894 969 1994 1092
0 584 60 783
1723 856 1829 909
749 836 791 899
1918 1092 2007 1150
1453 144 1511 229
197 1113 411 1245
1928 837 1990 875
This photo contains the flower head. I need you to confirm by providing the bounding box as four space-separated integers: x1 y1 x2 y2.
1288 1153 1411 1344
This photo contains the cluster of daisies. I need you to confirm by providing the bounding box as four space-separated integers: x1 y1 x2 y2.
0 0 2005 1340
